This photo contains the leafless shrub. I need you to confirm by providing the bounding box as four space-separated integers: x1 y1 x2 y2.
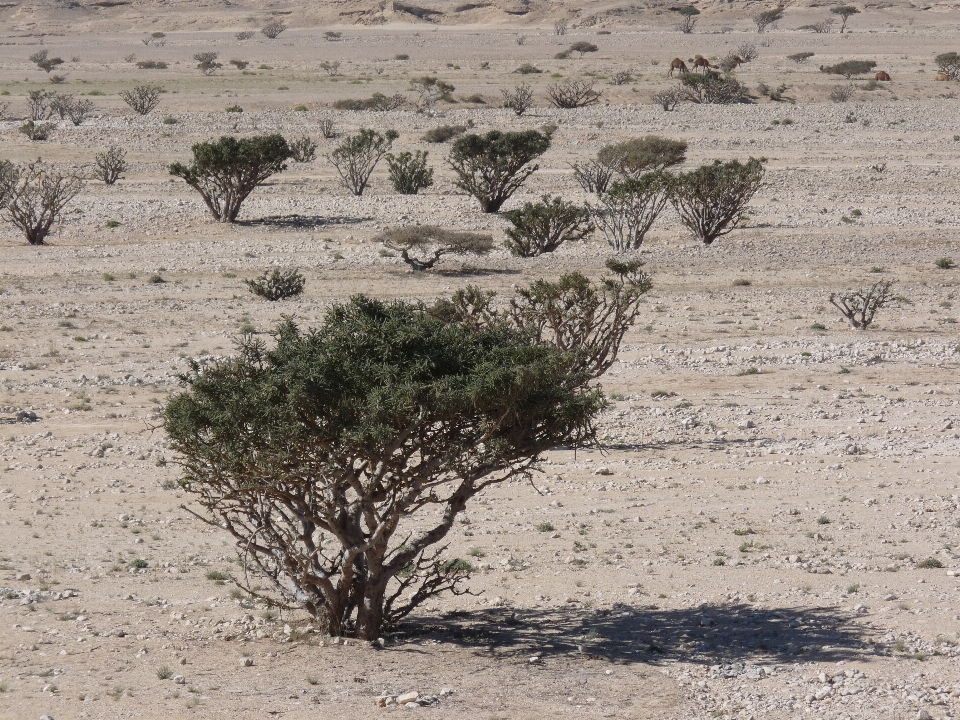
571 159 618 195
1 160 83 245
235 30 254 40
261 21 286 39
546 79 602 108
120 84 162 115
288 136 318 163
320 60 341 76
502 83 534 116
318 117 336 139
27 90 52 120
49 74 67 84
830 84 854 102
19 120 54 141
830 280 895 329
589 175 670 252
377 226 493 271
554 18 568 35
92 146 128 185
611 70 633 86
736 43 759 62
653 86 683 111
0 101 8 119
136 60 168 70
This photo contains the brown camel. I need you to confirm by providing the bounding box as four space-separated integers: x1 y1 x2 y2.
936 72 950 81
668 58 689 76
693 56 719 72
875 71 891 81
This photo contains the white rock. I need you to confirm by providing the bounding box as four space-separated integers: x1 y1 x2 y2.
755 476 769 485
396 691 419 705
916 711 933 720
173 675 185 684
241 657 253 667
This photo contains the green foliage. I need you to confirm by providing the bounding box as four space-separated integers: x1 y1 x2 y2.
194 51 222 75
678 5 700 15
164 297 607 638
682 71 746 104
917 557 944 569
589 174 671 252
820 60 876 78
668 158 766 245
753 7 784 32
935 257 955 269
288 136 318 163
830 5 859 32
120 83 162 115
502 194 593 257
448 130 551 213
377 226 492 270
328 128 398 197
18 120 53 141
422 124 466 143
244 268 306 301
386 151 434 195
935 52 960 80
569 41 598 58
332 93 405 111
598 135 687 178
170 135 290 222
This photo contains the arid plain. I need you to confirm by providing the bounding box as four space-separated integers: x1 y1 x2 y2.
1 7 960 719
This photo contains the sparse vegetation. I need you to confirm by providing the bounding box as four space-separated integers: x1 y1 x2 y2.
829 280 895 329
288 136 318 163
245 268 305 301
821 60 877 79
752 7 784 33
386 151 434 195
332 93 405 112
170 134 291 222
598 136 687 179
502 195 593 257
502 84 534 116
422 124 466 143
328 129 398 197
261 21 286 39
377 226 493 270
448 130 551 213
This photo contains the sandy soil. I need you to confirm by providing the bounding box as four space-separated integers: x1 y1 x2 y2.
1 14 960 720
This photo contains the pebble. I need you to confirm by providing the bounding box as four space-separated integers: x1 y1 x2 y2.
173 675 185 684
241 657 254 667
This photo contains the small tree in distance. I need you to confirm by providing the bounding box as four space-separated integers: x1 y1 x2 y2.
194 52 222 75
93 146 128 185
120 84 162 115
328 129 398 197
546 78 602 108
753 7 784 32
934 52 960 81
589 174 670 252
378 226 493 270
830 5 860 33
448 130 551 213
669 158 765 245
1 160 83 245
502 84 534 116
820 60 876 78
502 195 593 257
676 5 700 33
169 134 291 222
830 280 894 329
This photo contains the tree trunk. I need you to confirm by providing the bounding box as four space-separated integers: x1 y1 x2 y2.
355 575 388 641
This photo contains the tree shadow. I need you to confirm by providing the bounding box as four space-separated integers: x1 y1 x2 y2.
238 214 373 229
433 266 523 278
392 603 882 667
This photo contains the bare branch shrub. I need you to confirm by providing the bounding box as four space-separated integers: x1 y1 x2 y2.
611 70 633 85
120 83 162 115
1 160 83 245
554 18 568 35
93 146 128 185
328 129 398 197
319 61 341 76
27 90 52 120
502 83 534 116
235 30 254 40
19 120 54 141
830 84 854 102
830 281 895 329
261 21 286 39
571 158 618 195
378 226 493 270
589 174 670 252
736 43 759 61
653 87 682 111
318 117 336 139
546 79 602 108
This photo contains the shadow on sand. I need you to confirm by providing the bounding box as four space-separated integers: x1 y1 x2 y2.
393 603 881 666
239 214 372 229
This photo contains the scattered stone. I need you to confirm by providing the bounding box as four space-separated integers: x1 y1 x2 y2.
396 691 419 705
917 711 933 720
173 675 186 684
241 657 254 667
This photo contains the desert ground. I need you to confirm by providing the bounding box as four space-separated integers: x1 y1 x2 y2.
1 6 960 719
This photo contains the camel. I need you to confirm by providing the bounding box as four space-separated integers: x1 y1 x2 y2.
668 58 689 76
936 72 950 81
693 56 719 72
875 71 891 81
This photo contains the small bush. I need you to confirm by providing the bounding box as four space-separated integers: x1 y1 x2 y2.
318 117 336 139
120 83 162 115
422 124 466 143
136 60 168 70
917 557 944 569
571 159 617 195
245 268 306 301
194 51 222 75
547 79 602 108
225 105 243 113
93 146 128 185
821 60 877 79
503 194 593 257
653 87 682 111
502 83 534 116
377 226 493 271
669 158 765 245
1 160 83 245
332 93 405 112
788 52 815 64
830 84 854 103
230 59 248 70
19 120 53 141
261 21 286 39
289 136 318 163
829 280 895 329
732 278 751 287
328 129 398 196
935 257 955 269
569 41 598 58
589 175 670 252
387 151 434 195
682 71 745 104
157 666 173 680
514 63 542 75
536 522 555 532
235 30 254 40
610 70 633 85
599 135 687 179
